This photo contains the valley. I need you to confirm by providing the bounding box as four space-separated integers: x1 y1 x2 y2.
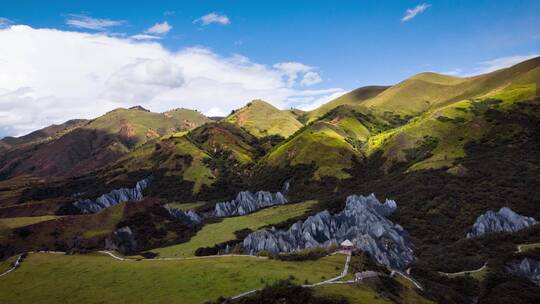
0 57 539 303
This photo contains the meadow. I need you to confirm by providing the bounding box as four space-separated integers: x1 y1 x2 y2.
0 252 346 304
154 200 317 257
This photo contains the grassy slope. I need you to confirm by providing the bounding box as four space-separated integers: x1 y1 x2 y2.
154 200 317 257
0 252 345 304
306 86 389 123
365 82 537 171
265 108 373 179
163 108 212 127
226 100 303 138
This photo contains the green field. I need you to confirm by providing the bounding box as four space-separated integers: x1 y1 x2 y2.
166 201 207 211
518 243 540 252
154 200 317 257
0 252 346 304
0 215 60 229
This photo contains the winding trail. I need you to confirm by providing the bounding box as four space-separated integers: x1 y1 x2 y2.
231 252 352 300
98 250 268 261
438 263 487 277
0 254 22 278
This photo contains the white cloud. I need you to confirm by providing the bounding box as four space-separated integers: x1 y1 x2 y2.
145 21 172 34
474 54 539 74
204 107 228 117
301 71 322 86
0 25 343 136
129 34 161 40
273 62 322 87
194 13 230 26
401 3 431 22
0 17 13 28
296 90 349 111
65 14 125 31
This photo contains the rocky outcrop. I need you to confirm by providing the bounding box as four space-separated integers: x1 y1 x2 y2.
466 207 538 239
166 206 202 225
243 194 414 269
213 181 290 217
113 226 137 253
73 178 151 213
507 258 540 285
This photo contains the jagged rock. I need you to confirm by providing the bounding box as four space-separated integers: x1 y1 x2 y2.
243 194 414 269
114 226 137 253
467 207 538 239
507 258 540 285
213 181 290 217
73 178 151 213
166 206 202 225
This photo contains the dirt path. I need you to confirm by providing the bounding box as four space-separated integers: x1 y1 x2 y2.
98 250 268 261
438 262 487 277
0 254 22 278
231 252 352 300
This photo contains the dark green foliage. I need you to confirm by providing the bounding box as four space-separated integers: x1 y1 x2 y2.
207 280 349 304
404 135 438 164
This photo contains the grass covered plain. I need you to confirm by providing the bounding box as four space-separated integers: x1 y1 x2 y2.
154 200 318 257
0 252 346 304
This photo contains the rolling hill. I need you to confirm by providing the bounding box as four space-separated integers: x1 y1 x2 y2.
225 100 303 138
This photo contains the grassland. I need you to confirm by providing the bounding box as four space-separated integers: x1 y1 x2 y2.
518 243 540 252
166 201 207 211
154 200 317 257
0 252 346 304
0 215 60 229
226 100 303 138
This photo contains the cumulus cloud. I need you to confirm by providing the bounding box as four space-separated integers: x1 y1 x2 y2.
0 17 13 28
401 3 431 22
0 25 343 136
301 71 323 86
65 14 125 30
273 62 322 87
194 13 230 26
145 21 172 34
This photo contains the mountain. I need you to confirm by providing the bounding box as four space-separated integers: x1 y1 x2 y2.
1 57 539 304
0 119 87 152
225 99 303 138
0 106 211 179
305 85 389 123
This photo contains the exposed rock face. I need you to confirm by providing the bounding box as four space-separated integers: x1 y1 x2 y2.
507 258 540 285
466 207 538 239
73 178 151 213
213 181 290 217
243 194 414 269
113 226 137 253
166 206 202 225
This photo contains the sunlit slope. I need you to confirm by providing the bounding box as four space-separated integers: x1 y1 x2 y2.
365 81 538 172
225 100 303 138
306 86 389 123
364 56 540 114
264 106 388 179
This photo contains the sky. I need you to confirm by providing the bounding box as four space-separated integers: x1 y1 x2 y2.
0 0 539 137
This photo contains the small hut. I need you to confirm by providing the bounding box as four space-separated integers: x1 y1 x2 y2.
340 239 354 251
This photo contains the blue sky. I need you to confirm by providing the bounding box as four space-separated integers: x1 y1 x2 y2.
0 0 539 136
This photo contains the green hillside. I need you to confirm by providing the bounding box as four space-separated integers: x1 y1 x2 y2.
226 100 303 138
0 106 209 179
306 86 388 123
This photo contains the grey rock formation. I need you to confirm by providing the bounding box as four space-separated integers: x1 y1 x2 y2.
166 206 202 225
73 178 151 213
213 181 290 217
243 194 414 269
114 226 137 253
507 258 540 285
466 207 538 239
